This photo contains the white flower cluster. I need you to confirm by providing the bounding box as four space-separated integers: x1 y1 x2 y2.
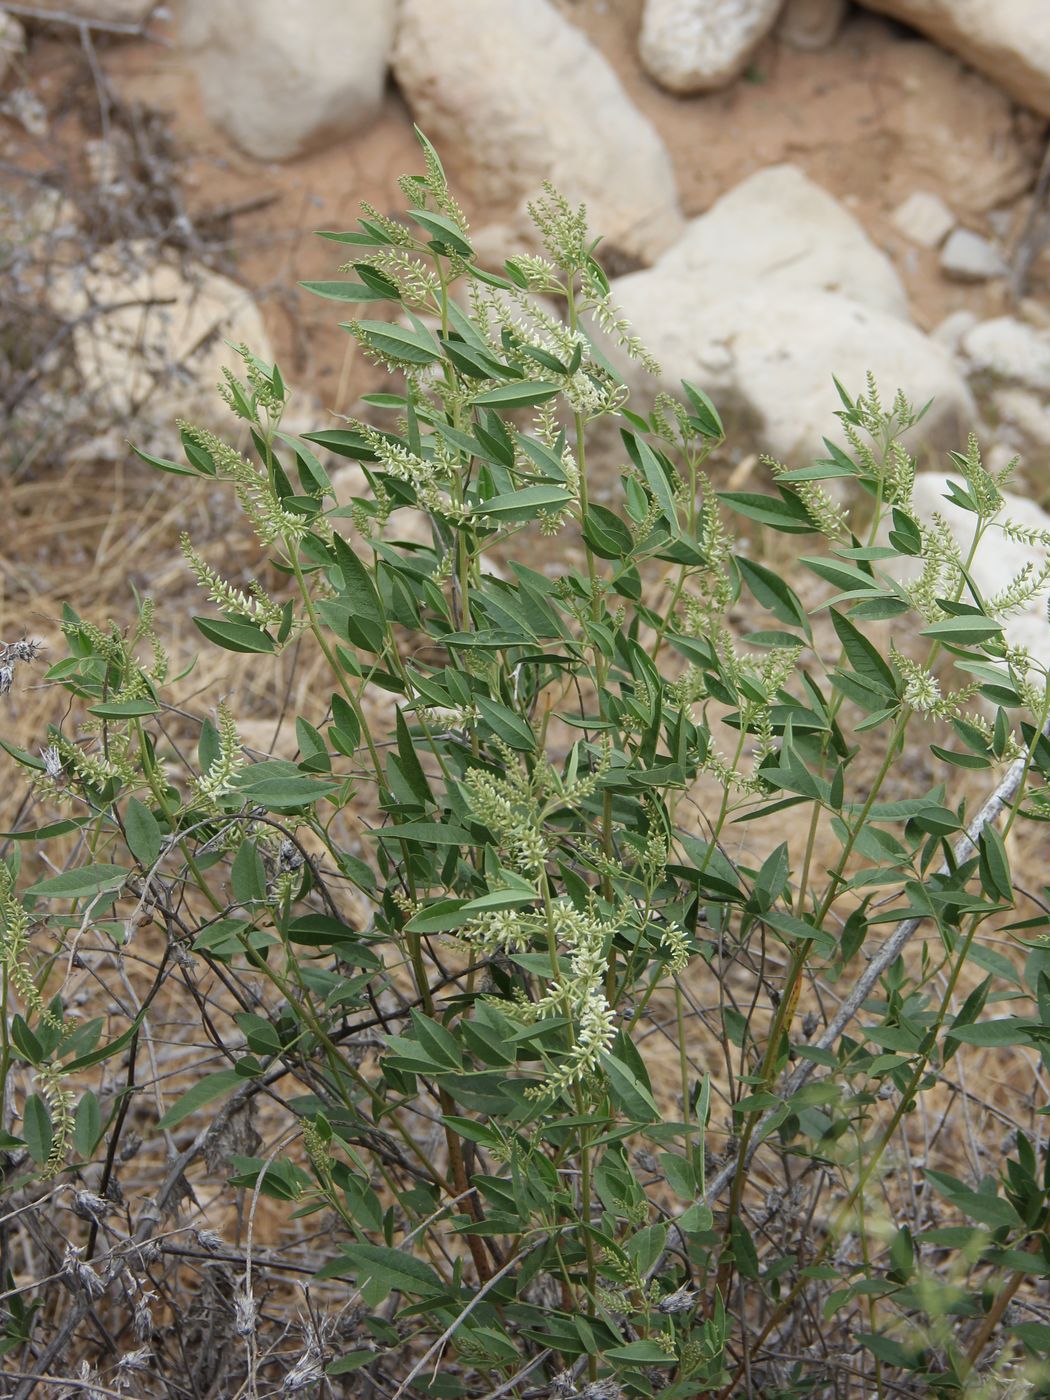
460 899 616 1100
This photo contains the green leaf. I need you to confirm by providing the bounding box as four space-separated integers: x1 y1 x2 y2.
920 616 1003 645
23 1094 52 1165
0 819 83 842
353 320 442 366
730 1216 760 1278
736 556 810 633
231 839 268 904
378 821 476 846
88 698 160 718
946 1188 1022 1230
682 380 724 439
234 761 340 810
604 1341 674 1365
471 381 561 408
299 280 396 303
857 1333 924 1371
476 696 535 751
600 1051 659 1122
327 1243 444 1296
801 555 882 594
583 503 634 560
978 824 1013 903
624 431 677 525
719 489 814 533
407 1008 463 1070
660 1151 697 1199
124 797 162 868
830 609 897 698
406 208 474 257
404 899 468 934
328 1352 385 1377
460 888 536 914
193 616 276 655
130 443 199 477
26 864 129 900
480 485 573 520
329 534 386 653
946 1018 1034 1048
156 1069 246 1130
394 709 432 806
64 1007 149 1073
1012 1323 1050 1354
73 1092 102 1158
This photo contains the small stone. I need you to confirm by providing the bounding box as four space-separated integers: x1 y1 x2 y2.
940 227 1008 282
1 86 47 137
930 309 978 354
890 190 956 249
778 0 848 50
0 9 25 81
639 0 782 93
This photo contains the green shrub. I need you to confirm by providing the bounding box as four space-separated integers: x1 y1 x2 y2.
2 132 1050 1397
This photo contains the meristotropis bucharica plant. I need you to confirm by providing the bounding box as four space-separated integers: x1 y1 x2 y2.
1 132 1050 1398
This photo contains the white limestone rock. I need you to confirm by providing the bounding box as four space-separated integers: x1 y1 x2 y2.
181 0 396 161
651 164 909 318
961 317 1050 393
50 241 273 429
890 190 955 249
392 0 683 267
856 0 1050 118
595 164 973 463
607 283 972 464
778 0 848 50
639 0 783 93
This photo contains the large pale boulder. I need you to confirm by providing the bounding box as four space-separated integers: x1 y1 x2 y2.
647 165 909 319
392 0 683 267
857 0 1050 118
601 167 972 463
608 287 973 464
639 0 783 92
181 0 396 161
50 241 274 429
